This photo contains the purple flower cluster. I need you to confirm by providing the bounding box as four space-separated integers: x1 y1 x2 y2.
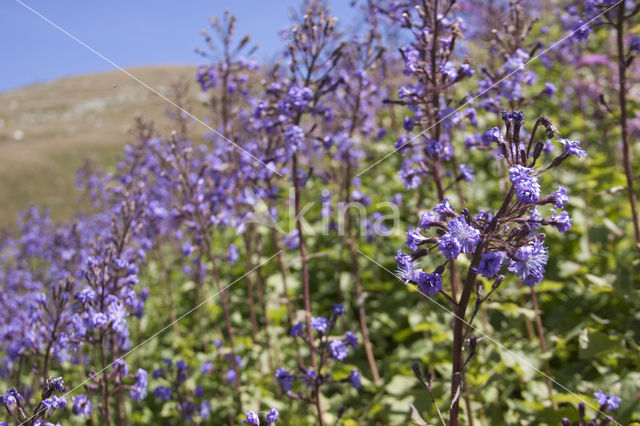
150 358 218 422
278 303 362 404
398 112 586 301
242 407 279 425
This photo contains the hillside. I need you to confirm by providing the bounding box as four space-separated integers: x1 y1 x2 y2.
0 65 204 225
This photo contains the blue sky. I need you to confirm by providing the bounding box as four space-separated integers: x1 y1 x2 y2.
0 0 356 92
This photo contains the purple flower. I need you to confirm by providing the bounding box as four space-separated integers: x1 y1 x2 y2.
552 186 569 209
72 394 92 418
401 45 420 74
0 390 19 407
460 63 474 79
287 322 305 339
200 401 212 420
406 228 428 252
439 234 461 260
416 271 443 296
50 377 65 393
571 19 591 41
551 211 572 233
181 242 194 257
509 164 534 185
630 35 640 53
594 390 622 410
433 198 456 219
459 164 475 183
112 359 128 375
242 411 260 425
344 331 358 348
130 369 148 402
75 287 97 305
275 367 295 391
265 407 279 424
332 303 345 317
300 368 317 387
90 311 108 329
403 116 415 132
558 139 587 157
426 139 444 156
283 229 300 250
201 361 214 374
440 61 458 81
227 244 239 264
509 165 541 204
508 239 548 286
349 369 362 389
42 395 66 410
285 86 313 111
395 250 418 281
543 82 557 98
226 367 237 384
311 317 330 334
194 385 204 398
284 125 305 153
154 386 172 401
446 217 481 254
482 127 503 145
329 340 349 361
419 211 439 230
477 252 504 278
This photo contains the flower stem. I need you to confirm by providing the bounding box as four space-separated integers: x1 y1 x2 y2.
99 334 112 426
449 246 484 426
615 0 640 257
529 287 558 410
292 152 316 369
345 212 381 384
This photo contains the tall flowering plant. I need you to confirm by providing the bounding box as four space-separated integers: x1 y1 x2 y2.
396 111 586 425
276 303 361 425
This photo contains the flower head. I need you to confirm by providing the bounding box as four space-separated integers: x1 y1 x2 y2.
558 139 587 157
406 228 428 252
332 303 345 317
551 211 572 233
477 252 504 278
509 165 541 204
289 322 305 337
72 394 92 418
439 234 461 260
508 239 548 286
395 250 418 281
349 369 362 389
416 271 443 296
344 331 358 348
329 340 349 361
154 386 172 401
226 368 237 384
459 164 475 183
130 369 148 402
310 317 330 334
275 367 295 391
446 217 481 254
552 186 569 209
242 411 260 425
594 390 622 410
419 211 439 231
265 407 279 424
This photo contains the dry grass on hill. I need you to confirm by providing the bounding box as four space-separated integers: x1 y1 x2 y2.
0 65 208 225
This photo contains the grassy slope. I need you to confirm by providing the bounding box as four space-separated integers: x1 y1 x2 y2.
0 65 205 225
